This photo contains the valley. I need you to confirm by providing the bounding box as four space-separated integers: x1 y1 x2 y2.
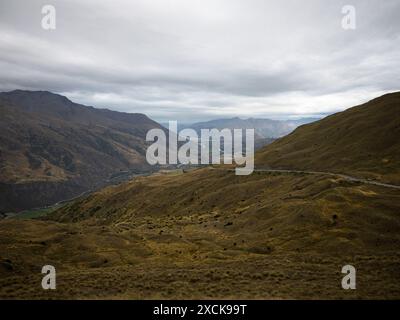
0 91 399 299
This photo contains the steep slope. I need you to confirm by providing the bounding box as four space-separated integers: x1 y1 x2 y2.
0 90 164 212
255 92 400 184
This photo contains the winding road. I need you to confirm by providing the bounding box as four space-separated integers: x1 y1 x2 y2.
211 167 400 190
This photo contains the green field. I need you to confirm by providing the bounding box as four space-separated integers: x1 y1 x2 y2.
12 204 64 220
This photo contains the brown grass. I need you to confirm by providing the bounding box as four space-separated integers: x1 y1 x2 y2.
255 92 400 184
1 168 399 299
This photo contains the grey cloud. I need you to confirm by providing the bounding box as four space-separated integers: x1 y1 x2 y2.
0 0 399 122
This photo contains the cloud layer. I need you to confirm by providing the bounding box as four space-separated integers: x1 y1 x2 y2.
0 0 399 122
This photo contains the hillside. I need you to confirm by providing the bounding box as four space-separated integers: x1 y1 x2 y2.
1 168 399 299
255 92 400 184
0 90 164 212
1 91 399 299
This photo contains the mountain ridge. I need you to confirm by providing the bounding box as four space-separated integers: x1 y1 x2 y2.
167 116 319 140
0 90 165 212
255 91 400 184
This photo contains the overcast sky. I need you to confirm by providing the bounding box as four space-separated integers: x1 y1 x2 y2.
0 0 399 122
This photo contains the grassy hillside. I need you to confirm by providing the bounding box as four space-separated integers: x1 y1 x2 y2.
1 92 400 299
255 92 400 184
1 168 399 299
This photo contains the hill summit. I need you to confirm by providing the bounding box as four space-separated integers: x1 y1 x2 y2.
256 92 400 184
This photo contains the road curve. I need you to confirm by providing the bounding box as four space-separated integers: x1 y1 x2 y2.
211 167 400 190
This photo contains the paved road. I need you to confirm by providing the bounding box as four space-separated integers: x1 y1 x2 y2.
211 167 400 190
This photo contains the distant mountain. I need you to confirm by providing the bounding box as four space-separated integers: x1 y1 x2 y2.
0 90 165 212
256 92 400 184
162 117 318 150
187 117 319 139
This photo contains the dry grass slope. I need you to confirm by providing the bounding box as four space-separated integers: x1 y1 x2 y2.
256 92 400 184
1 168 399 299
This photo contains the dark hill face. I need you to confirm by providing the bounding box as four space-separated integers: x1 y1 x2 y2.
255 92 400 184
0 90 164 212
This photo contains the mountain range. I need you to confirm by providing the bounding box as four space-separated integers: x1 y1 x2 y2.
186 117 318 138
163 117 318 150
